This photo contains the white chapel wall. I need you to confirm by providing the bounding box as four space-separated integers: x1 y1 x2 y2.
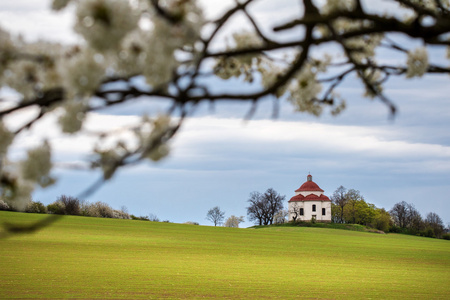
288 201 331 222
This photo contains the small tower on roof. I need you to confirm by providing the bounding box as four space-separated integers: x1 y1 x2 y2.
288 174 331 222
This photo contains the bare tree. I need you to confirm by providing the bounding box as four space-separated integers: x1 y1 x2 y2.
120 206 129 215
206 206 225 226
390 201 426 230
57 195 81 216
331 186 347 223
148 213 160 222
289 202 301 223
390 201 409 228
247 188 285 225
425 212 445 238
246 191 265 226
406 204 423 232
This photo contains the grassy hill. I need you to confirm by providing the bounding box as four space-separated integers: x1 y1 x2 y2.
0 211 449 299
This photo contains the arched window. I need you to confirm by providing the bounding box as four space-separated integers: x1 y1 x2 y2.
312 204 316 212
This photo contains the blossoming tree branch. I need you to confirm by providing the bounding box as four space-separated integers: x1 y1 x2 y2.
0 0 449 211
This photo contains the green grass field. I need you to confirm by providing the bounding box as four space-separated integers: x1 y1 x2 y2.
0 211 449 299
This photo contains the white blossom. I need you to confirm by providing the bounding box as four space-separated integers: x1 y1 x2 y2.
0 27 15 80
259 61 287 98
143 22 179 86
331 98 346 116
326 18 383 64
95 147 122 180
214 56 249 81
58 98 88 134
213 31 262 82
52 0 72 11
2 41 64 100
0 199 9 210
322 0 356 15
3 61 39 100
147 144 170 162
231 31 262 73
0 120 13 157
92 115 172 179
1 160 34 211
153 0 204 47
406 47 429 78
345 34 383 63
59 48 105 97
360 68 383 98
224 215 244 228
74 0 139 51
138 114 172 162
3 178 34 211
20 141 55 187
116 29 147 77
143 0 204 87
287 63 323 116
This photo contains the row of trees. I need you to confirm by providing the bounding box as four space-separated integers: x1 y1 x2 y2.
390 201 446 238
0 195 144 220
331 186 447 238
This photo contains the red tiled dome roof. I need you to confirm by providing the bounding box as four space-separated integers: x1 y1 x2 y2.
295 181 324 192
289 194 330 202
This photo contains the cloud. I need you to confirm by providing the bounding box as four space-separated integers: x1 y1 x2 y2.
12 109 449 178
0 1 76 44
172 117 450 168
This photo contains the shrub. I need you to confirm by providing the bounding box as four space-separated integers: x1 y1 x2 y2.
389 225 406 234
79 200 91 216
420 227 435 238
86 201 114 218
224 215 245 228
57 195 80 215
0 199 10 211
112 210 131 219
443 233 450 240
148 214 160 222
26 201 47 214
184 221 199 225
130 215 149 221
47 202 65 215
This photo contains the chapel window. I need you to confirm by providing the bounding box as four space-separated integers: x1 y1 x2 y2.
322 208 326 216
312 204 316 212
300 208 304 216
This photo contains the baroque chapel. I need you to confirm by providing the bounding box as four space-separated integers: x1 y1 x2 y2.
288 174 331 222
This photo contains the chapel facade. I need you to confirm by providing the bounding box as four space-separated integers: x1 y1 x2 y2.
288 174 331 222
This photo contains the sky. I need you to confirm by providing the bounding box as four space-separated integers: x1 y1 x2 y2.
1 0 449 228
